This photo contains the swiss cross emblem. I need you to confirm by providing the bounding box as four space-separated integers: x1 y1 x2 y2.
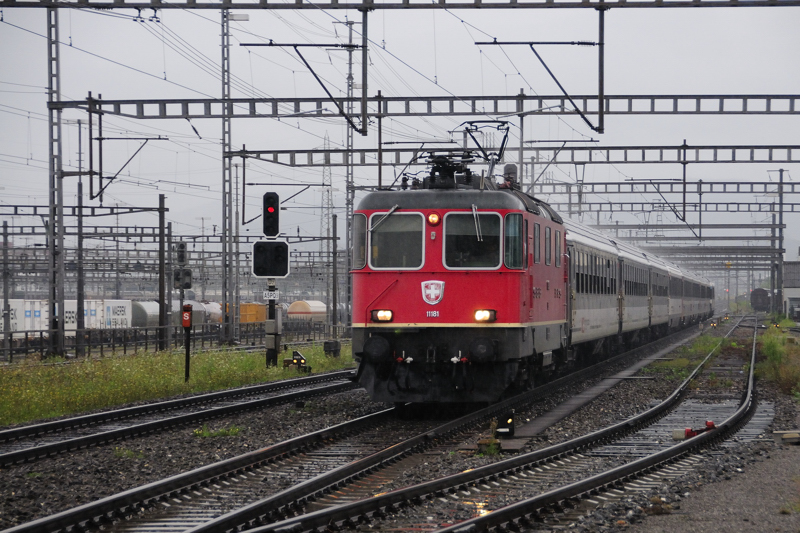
422 280 445 305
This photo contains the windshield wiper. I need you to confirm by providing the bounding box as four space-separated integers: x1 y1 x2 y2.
472 204 483 242
370 205 400 233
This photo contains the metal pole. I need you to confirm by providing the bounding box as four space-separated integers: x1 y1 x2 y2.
517 89 524 184
221 9 233 344
3 222 10 363
332 213 339 329
377 91 383 189
360 9 369 137
76 120 84 357
47 7 65 356
727 268 731 312
235 164 241 338
185 325 191 382
115 208 121 298
771 209 776 313
167 223 173 349
345 21 355 326
778 169 785 315
597 6 605 134
698 179 703 242
267 278 277 367
77 181 85 358
681 139 687 222
158 194 167 350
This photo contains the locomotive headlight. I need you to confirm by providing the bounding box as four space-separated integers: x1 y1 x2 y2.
474 309 497 322
371 309 394 322
427 212 441 226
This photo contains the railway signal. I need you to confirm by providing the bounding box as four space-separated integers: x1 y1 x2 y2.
175 242 188 265
173 268 193 289
263 192 280 237
252 240 290 278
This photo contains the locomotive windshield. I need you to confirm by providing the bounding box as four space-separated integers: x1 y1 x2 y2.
368 213 424 269
444 213 501 269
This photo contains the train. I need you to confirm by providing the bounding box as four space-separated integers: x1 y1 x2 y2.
351 150 714 405
750 287 772 313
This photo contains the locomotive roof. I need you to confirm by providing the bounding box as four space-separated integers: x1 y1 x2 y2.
357 188 559 221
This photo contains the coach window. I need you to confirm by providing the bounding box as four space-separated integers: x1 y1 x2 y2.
444 213 501 269
555 230 562 267
353 214 367 269
533 223 541 264
369 213 424 269
545 227 552 265
504 213 524 269
582 253 588 293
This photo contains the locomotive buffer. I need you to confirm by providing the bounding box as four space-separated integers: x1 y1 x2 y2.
252 192 289 366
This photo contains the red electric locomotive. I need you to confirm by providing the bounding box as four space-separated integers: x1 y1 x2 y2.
351 152 570 404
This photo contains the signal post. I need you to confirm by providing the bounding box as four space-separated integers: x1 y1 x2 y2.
253 193 289 367
182 304 192 382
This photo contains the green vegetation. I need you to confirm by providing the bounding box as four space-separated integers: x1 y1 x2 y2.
0 345 354 426
756 326 800 396
728 301 752 315
25 472 43 479
192 425 240 438
476 440 500 457
767 313 796 329
113 447 145 459
645 334 723 380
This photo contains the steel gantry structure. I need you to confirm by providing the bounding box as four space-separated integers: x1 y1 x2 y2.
4 0 798 353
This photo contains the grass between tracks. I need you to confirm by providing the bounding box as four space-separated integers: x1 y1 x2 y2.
0 345 354 426
756 318 800 397
644 334 727 381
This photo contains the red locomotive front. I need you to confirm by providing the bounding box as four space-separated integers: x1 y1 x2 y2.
351 158 568 404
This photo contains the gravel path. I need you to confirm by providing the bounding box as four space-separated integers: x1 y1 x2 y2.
623 444 800 533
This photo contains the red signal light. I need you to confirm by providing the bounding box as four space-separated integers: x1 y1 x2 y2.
267 207 275 213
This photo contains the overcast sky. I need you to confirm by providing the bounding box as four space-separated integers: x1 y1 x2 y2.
1 5 798 274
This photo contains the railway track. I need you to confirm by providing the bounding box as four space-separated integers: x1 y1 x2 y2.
3 321 726 533
0 370 356 467
231 316 765 533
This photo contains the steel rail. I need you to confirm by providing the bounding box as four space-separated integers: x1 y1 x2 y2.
242 318 744 533
1 408 395 533
0 370 354 443
0 377 356 467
